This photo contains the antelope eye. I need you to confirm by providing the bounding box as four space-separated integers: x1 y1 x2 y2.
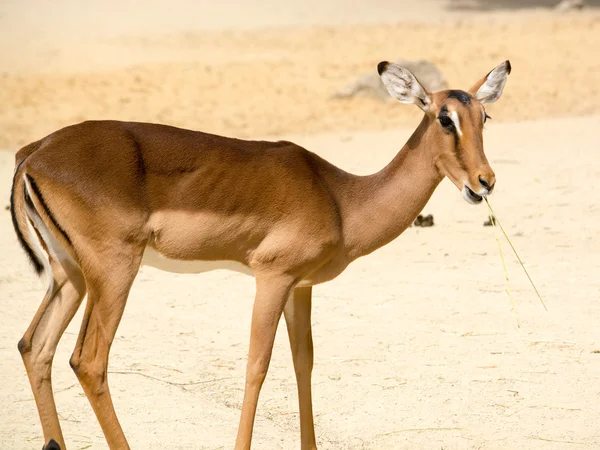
439 115 453 128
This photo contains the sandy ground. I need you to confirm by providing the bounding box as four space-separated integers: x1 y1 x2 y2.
1 1 600 449
1 5 600 149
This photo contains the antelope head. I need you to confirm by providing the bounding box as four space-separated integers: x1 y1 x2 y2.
378 60 511 204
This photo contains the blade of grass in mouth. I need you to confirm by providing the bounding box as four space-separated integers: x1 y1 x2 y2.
484 197 547 312
485 200 520 327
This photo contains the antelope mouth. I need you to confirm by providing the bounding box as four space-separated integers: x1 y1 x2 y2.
462 185 483 205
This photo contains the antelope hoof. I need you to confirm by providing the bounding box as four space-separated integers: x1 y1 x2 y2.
43 440 61 450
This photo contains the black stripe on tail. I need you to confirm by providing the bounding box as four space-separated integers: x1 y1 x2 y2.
24 174 72 246
10 161 44 275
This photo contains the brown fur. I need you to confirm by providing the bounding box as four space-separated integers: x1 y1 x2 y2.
12 63 507 449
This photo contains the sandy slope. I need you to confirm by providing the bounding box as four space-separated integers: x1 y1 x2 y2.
1 115 599 449
0 8 599 149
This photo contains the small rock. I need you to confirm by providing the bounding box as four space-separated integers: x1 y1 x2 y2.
332 58 448 101
483 216 496 226
555 0 584 10
414 214 434 227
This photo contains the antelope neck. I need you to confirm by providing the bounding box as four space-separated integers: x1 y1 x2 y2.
339 115 444 260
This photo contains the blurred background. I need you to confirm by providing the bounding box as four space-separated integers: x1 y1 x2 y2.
1 1 600 449
0 0 598 147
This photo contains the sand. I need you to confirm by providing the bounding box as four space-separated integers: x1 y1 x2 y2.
1 4 600 149
1 1 599 449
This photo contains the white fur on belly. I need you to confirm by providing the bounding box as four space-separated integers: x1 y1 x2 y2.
141 247 254 276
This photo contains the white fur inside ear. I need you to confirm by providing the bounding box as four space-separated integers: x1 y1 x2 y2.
475 62 510 104
380 64 431 111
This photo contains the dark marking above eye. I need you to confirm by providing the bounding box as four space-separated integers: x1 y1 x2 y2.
447 90 471 105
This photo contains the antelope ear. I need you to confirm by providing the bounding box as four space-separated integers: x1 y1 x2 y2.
469 60 511 104
378 61 432 112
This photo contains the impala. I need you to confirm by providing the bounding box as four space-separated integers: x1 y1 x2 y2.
10 60 510 449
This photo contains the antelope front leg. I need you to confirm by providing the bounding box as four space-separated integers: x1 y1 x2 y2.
284 286 317 450
234 275 295 450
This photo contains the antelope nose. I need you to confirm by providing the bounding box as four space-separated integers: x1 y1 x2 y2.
479 175 495 192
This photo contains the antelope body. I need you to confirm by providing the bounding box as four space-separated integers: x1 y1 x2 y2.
10 60 510 449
